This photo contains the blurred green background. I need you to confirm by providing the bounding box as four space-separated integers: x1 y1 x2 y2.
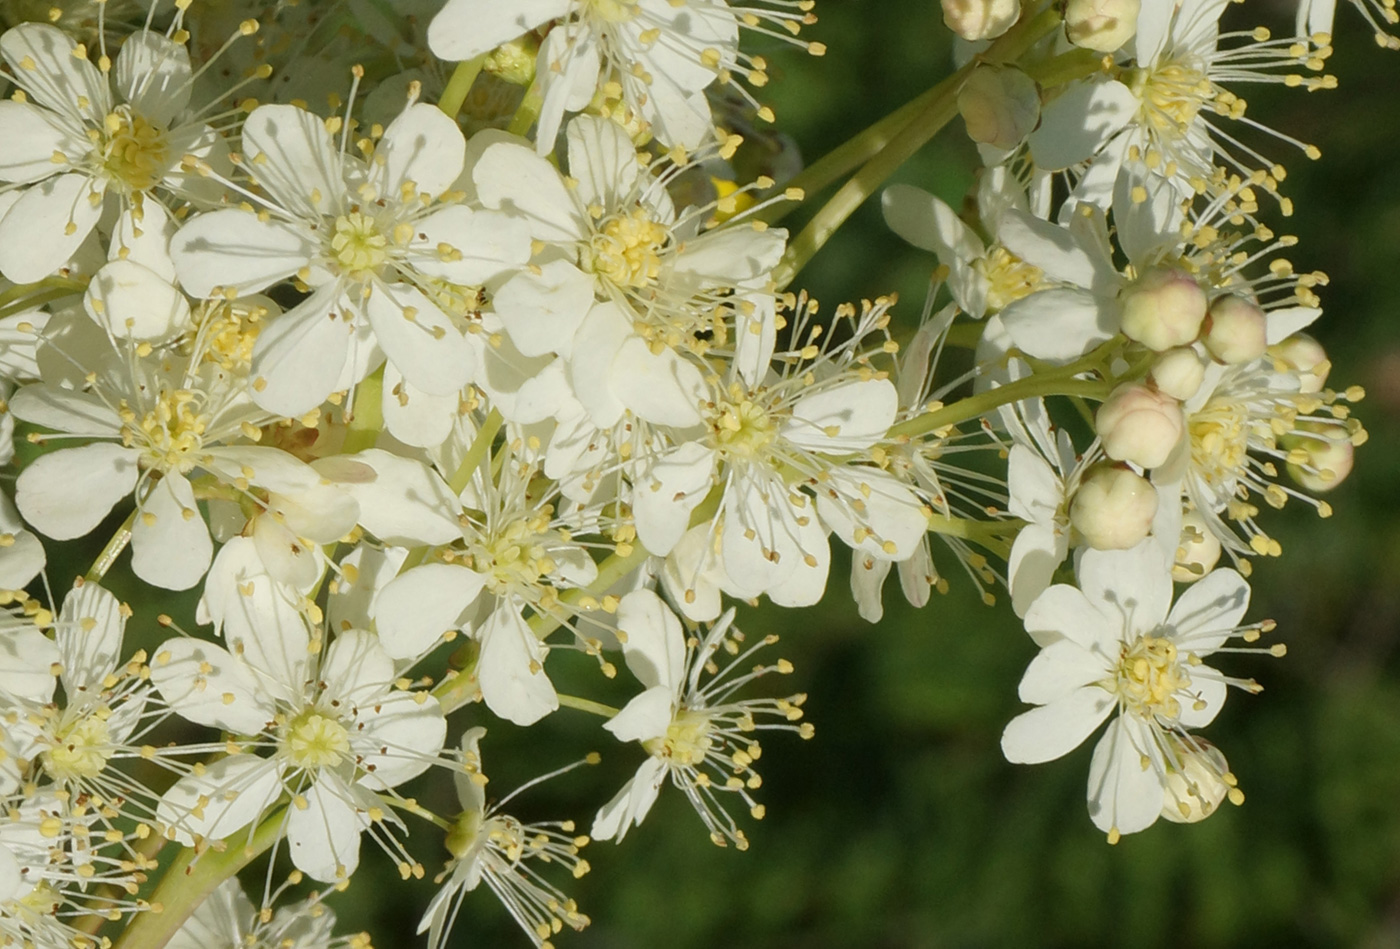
30 1 1400 947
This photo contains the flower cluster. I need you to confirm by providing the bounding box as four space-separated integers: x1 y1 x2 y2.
0 0 1376 945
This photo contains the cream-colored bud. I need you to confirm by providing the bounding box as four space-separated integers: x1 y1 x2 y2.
957 65 1040 150
483 35 539 86
1171 510 1222 583
1150 347 1207 402
1119 267 1208 351
1096 383 1184 469
1069 465 1158 550
1284 424 1355 492
1161 738 1232 824
1065 0 1141 52
1203 295 1268 364
1268 333 1330 393
941 0 1020 40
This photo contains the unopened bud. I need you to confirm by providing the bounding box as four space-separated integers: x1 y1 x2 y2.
1069 465 1158 550
957 65 1040 150
483 35 539 86
1096 383 1184 469
1065 0 1141 52
1268 333 1330 393
1161 737 1232 824
1150 347 1207 402
941 0 1020 41
1203 295 1268 364
1119 266 1208 351
1171 510 1222 583
1283 423 1355 492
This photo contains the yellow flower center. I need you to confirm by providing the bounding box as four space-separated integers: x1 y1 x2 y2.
586 208 668 290
331 212 390 275
977 244 1044 313
1189 396 1251 489
102 106 169 193
583 0 641 22
121 389 209 473
281 710 351 770
644 709 714 766
1137 61 1225 137
1114 636 1191 721
43 714 114 781
473 513 557 595
187 298 266 371
712 391 777 460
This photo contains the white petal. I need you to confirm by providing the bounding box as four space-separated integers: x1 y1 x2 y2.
1078 542 1174 638
114 30 193 126
670 226 786 286
610 338 706 427
381 363 459 448
816 467 927 561
56 582 125 697
0 172 104 283
535 27 601 153
241 104 345 218
364 280 474 395
0 101 76 184
764 513 830 608
567 116 641 211
409 206 532 286
7 385 119 435
1007 521 1068 618
997 208 1104 289
250 283 354 416
590 757 667 843
1017 639 1110 705
1165 567 1249 655
171 209 315 297
373 103 465 198
356 690 446 789
218 572 313 705
784 379 897 453
616 589 686 693
341 450 462 545
476 605 557 726
110 202 178 281
0 24 110 124
472 142 585 244
1265 306 1322 345
319 627 395 710
371 564 484 659
604 686 674 744
568 301 631 427
0 625 58 704
0 527 44 591
999 287 1115 362
881 184 984 261
287 774 369 882
631 442 715 557
1024 583 1122 654
1086 715 1165 835
1000 685 1116 764
1028 78 1138 171
492 261 596 359
150 637 276 734
85 259 191 341
157 755 283 846
130 474 212 591
15 443 138 540
427 0 569 60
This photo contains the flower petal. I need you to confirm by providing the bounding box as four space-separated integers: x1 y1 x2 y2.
1000 685 1116 764
130 474 212 591
241 104 344 218
476 605 557 726
150 637 276 734
15 443 138 541
1085 715 1165 835
171 209 316 297
0 172 104 283
371 564 484 659
157 755 283 846
616 589 686 693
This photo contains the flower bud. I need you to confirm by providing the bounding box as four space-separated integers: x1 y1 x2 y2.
957 65 1040 150
1069 465 1158 550
1202 295 1268 364
941 0 1019 41
1096 383 1184 469
1065 0 1141 52
1119 266 1208 351
1268 333 1330 393
1283 424 1355 492
1171 510 1222 583
1149 347 1206 402
1161 737 1238 824
483 35 539 86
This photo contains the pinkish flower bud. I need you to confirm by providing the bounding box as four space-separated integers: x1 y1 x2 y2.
1284 424 1355 492
1065 0 1141 51
1171 510 1222 583
941 0 1019 41
957 65 1040 150
1096 383 1184 469
1268 333 1331 393
1069 465 1158 550
1203 295 1268 364
1150 347 1207 402
1119 267 1208 351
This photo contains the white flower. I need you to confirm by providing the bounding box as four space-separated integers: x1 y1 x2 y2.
421 728 590 949
168 879 362 949
0 21 230 283
1297 0 1400 50
592 590 810 848
171 100 530 416
1000 541 1270 840
151 613 446 882
428 0 817 152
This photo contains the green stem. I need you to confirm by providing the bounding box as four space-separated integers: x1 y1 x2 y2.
342 366 385 455
438 56 485 118
508 82 543 138
85 509 137 583
113 809 287 949
891 375 1113 441
449 409 503 496
773 3 1063 288
557 694 621 718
